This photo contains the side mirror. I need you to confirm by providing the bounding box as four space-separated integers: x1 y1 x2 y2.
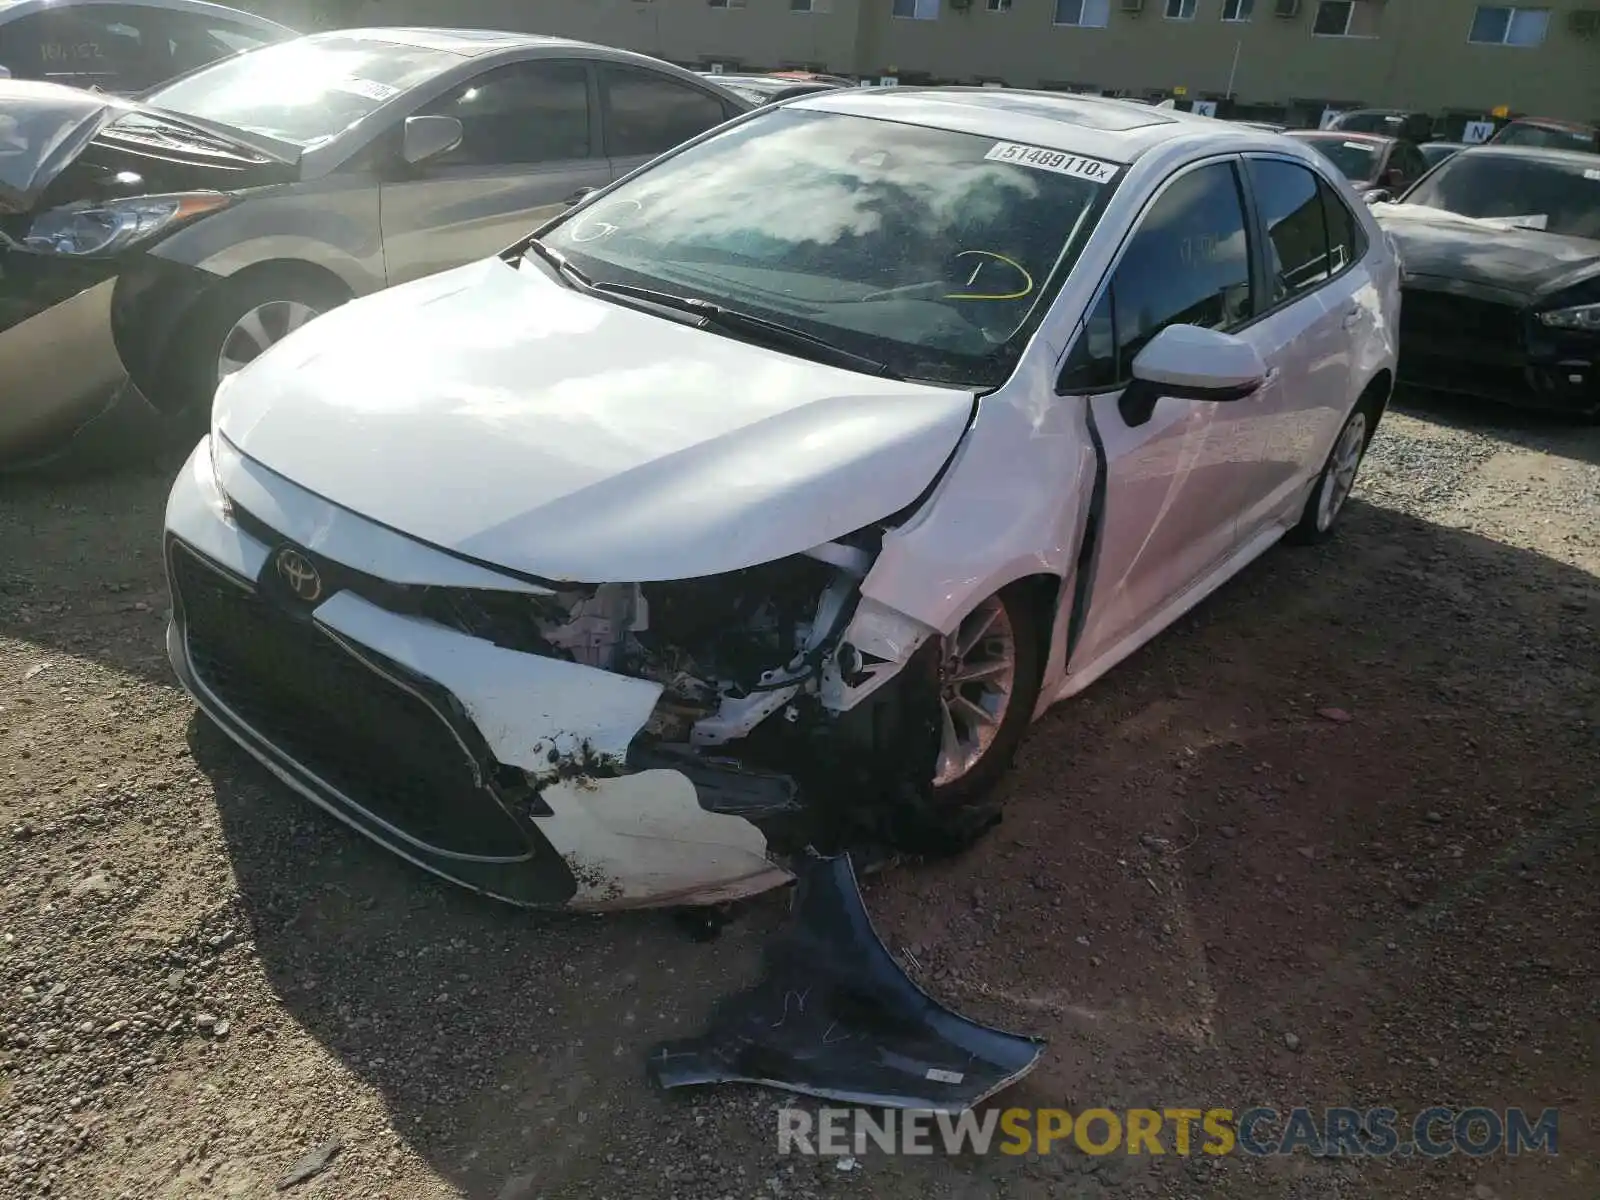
1363 188 1393 205
564 187 597 208
401 114 463 167
1120 324 1268 427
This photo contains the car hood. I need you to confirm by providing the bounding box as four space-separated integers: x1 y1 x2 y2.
0 81 132 214
215 257 978 583
1376 202 1600 297
0 80 296 215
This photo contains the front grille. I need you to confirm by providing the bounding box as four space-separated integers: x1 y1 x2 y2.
170 542 530 860
1401 289 1525 353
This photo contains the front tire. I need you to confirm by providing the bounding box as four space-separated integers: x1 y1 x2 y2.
930 583 1044 807
161 270 348 433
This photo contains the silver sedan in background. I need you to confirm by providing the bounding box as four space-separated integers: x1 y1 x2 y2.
0 27 750 468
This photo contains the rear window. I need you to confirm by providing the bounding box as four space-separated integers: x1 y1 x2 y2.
1403 153 1600 241
1494 123 1598 152
1301 138 1380 183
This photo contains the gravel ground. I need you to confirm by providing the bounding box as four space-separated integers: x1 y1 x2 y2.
1 392 1596 1199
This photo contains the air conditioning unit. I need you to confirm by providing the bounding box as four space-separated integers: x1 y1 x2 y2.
1121 0 1145 12
1569 9 1600 38
1274 0 1301 16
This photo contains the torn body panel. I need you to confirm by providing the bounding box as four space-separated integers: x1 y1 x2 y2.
647 855 1044 1109
167 438 961 909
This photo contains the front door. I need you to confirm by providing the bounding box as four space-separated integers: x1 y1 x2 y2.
1061 159 1264 671
378 59 611 287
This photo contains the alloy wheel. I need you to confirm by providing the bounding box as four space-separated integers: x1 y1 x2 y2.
933 596 1018 788
1316 412 1368 532
216 300 319 384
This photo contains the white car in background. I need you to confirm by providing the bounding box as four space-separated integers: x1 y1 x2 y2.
163 89 1400 911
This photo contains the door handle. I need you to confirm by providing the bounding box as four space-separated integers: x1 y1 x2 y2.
564 187 596 208
1342 305 1362 330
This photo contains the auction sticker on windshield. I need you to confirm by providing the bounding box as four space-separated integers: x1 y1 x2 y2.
985 143 1118 184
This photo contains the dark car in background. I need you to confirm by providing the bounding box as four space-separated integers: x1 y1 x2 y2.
1326 108 1435 144
1491 117 1600 154
0 0 295 93
1287 130 1427 202
1374 146 1600 419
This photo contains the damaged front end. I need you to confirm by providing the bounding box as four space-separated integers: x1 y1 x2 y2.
167 433 975 914
417 525 973 896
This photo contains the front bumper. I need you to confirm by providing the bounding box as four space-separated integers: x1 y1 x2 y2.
164 437 795 910
1397 284 1600 415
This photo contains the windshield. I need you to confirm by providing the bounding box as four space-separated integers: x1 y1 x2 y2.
1403 153 1600 240
1303 138 1380 182
539 108 1119 387
142 37 456 148
1495 123 1596 152
1420 143 1460 168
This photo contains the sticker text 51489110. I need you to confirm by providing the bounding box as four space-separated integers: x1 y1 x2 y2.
984 143 1119 185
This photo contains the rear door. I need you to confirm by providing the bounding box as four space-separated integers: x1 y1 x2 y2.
377 58 611 287
1232 155 1370 542
598 64 742 180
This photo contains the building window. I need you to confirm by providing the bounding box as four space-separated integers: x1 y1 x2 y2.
986 0 1013 11
1054 0 1110 27
707 0 746 8
892 0 939 17
1221 0 1254 19
1312 1 1379 37
1165 0 1197 18
790 0 831 10
1467 6 1549 45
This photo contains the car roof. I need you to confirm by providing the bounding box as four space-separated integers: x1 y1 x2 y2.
0 0 294 33
321 26 598 57
1453 143 1600 167
788 87 1268 163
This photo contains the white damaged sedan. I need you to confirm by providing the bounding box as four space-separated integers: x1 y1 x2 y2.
164 89 1400 910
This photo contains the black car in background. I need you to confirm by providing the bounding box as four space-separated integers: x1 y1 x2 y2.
1420 141 1466 171
1374 146 1600 419
0 0 295 94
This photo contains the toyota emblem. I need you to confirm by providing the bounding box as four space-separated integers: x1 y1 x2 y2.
274 548 323 603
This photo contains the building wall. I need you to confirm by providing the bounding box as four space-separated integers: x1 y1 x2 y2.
245 0 1598 123
856 0 1597 121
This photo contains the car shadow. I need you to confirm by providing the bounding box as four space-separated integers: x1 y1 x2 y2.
188 493 1598 1196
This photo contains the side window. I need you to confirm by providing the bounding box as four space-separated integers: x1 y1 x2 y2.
1318 178 1362 274
422 60 592 167
601 66 728 158
1246 158 1331 303
1110 161 1253 375
162 15 278 76
0 7 168 90
1058 286 1118 392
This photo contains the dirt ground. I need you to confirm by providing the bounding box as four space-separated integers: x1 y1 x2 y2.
1 392 1596 1200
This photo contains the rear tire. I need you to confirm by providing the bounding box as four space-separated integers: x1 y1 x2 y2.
1288 390 1381 545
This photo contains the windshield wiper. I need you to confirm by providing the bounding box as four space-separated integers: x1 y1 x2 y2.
586 281 902 378
522 238 593 289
